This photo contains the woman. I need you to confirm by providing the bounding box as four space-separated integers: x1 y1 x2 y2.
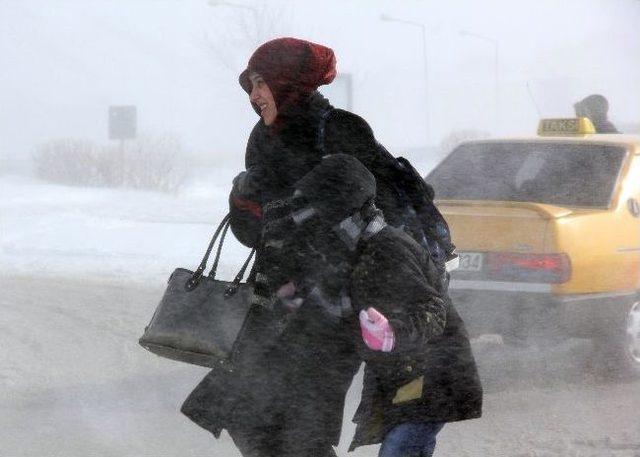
182 37 378 457
228 38 415 249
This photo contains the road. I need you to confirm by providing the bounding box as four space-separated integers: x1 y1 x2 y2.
2 275 639 457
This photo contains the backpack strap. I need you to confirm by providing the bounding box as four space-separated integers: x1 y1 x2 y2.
316 107 335 156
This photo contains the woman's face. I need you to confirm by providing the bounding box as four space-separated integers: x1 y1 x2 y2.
249 73 278 126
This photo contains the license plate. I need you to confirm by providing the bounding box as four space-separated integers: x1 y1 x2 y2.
457 252 484 272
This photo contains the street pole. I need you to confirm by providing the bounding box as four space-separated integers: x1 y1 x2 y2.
381 14 430 147
459 30 500 132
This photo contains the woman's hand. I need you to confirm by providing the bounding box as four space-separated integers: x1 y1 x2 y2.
359 307 395 352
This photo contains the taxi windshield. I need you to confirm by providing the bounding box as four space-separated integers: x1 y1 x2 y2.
427 142 627 207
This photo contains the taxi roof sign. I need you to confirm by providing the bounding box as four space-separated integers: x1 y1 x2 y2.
538 117 596 136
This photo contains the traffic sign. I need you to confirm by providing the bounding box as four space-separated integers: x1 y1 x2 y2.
108 105 137 140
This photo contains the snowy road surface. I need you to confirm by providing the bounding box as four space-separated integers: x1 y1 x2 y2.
2 174 639 455
2 274 639 457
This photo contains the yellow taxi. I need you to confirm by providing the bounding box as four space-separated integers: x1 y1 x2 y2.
427 118 640 377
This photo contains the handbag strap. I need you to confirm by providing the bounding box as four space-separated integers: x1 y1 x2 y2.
224 248 256 297
209 218 256 282
187 213 256 291
209 218 257 296
209 217 231 279
234 248 256 283
187 214 230 288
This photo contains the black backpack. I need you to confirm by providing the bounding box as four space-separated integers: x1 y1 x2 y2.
318 109 456 276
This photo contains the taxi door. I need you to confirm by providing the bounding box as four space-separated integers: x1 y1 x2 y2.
616 150 640 291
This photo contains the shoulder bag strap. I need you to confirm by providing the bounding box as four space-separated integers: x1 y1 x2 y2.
316 107 335 156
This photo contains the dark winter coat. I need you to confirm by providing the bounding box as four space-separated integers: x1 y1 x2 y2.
181 298 359 454
182 92 374 449
348 226 483 450
229 91 407 248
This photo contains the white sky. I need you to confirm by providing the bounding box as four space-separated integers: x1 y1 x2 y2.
1 0 639 169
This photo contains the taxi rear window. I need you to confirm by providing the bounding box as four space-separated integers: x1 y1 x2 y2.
427 142 627 207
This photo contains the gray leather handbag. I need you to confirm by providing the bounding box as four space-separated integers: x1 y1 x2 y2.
139 213 255 368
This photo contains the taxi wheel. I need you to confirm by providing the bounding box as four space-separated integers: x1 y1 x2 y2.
623 300 640 376
594 300 640 380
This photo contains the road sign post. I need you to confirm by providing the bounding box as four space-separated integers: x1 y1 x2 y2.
108 105 137 186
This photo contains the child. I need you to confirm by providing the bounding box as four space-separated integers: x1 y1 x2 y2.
277 154 483 457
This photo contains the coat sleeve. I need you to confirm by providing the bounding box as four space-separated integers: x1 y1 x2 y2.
351 233 448 354
228 123 275 247
229 169 264 247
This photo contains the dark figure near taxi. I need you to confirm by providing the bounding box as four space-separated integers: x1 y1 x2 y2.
574 94 619 133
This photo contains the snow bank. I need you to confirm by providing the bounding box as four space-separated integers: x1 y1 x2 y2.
0 171 252 285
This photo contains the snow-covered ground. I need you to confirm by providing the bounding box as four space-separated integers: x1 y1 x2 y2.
0 170 249 284
2 173 639 456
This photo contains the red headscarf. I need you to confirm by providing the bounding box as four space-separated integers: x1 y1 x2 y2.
239 37 337 113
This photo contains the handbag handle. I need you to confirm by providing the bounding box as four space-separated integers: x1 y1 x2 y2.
186 213 255 291
209 218 256 296
209 217 231 279
223 247 256 297
209 217 256 282
187 213 230 287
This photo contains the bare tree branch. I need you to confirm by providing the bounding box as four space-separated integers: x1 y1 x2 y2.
203 1 290 76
